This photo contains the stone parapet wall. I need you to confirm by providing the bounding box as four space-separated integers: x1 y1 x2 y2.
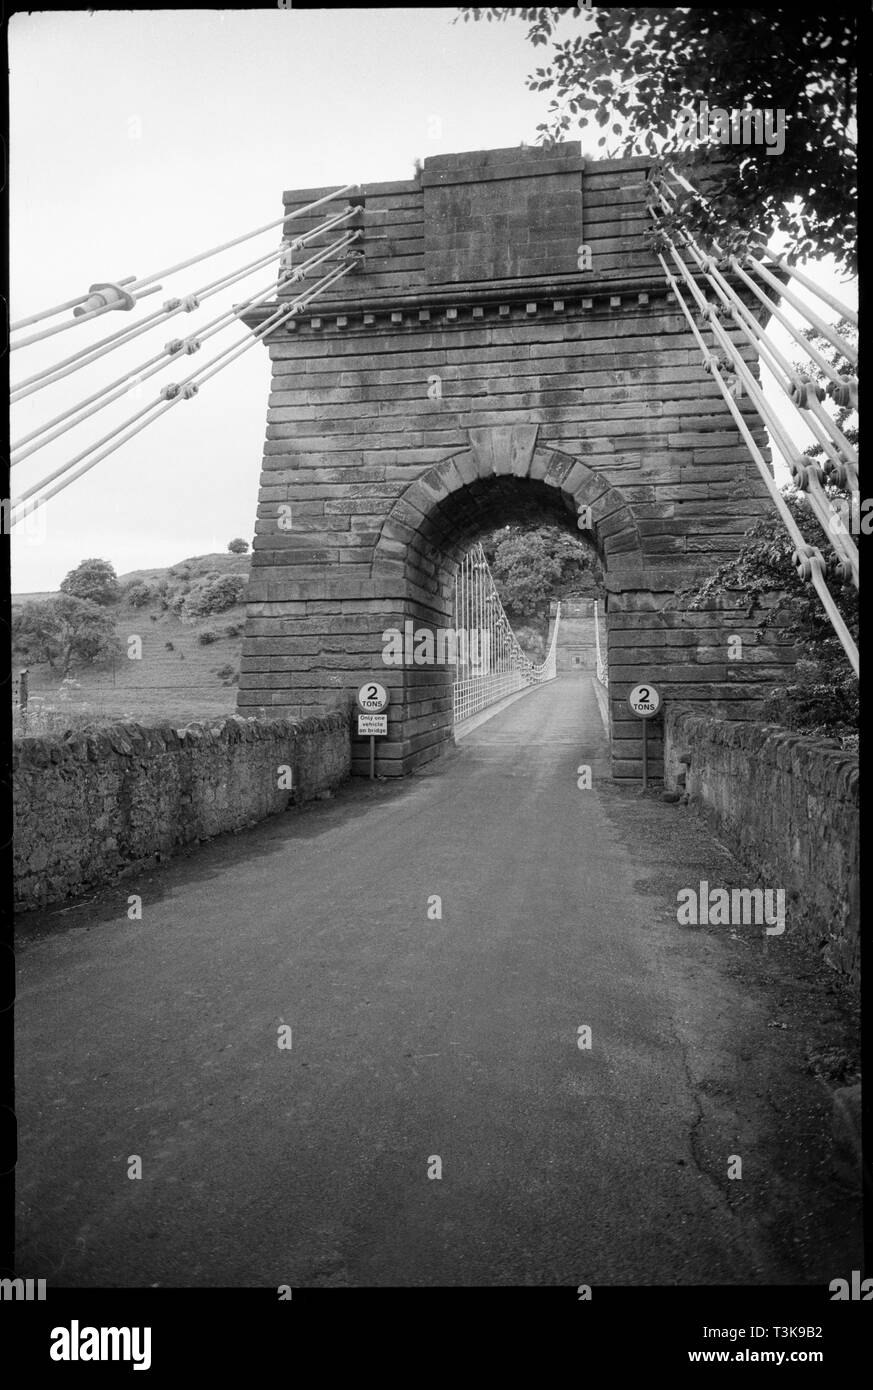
664 708 859 985
14 713 351 910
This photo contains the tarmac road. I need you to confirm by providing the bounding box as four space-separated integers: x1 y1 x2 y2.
14 676 860 1287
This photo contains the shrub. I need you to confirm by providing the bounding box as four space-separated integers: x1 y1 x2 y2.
181 573 247 620
168 588 189 616
198 629 220 646
762 658 859 747
684 491 857 743
124 581 153 608
215 663 236 680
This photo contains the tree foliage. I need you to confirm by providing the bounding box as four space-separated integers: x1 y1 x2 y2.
227 538 250 554
458 7 857 272
180 572 247 621
685 315 857 742
12 601 62 669
59 557 121 607
796 318 858 463
13 596 122 676
482 525 602 621
123 580 154 609
685 493 857 742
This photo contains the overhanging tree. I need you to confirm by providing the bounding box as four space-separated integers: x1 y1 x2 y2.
458 7 857 272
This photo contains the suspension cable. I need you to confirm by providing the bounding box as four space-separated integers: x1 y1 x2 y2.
11 281 165 351
12 221 360 463
11 204 359 401
11 255 358 526
657 234 858 587
646 186 858 586
647 172 859 515
655 251 858 676
14 242 359 505
10 277 137 332
125 183 358 293
10 182 357 333
652 174 857 383
647 185 858 473
660 166 858 327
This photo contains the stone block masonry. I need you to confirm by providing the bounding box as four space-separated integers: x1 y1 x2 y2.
14 713 350 910
664 709 859 986
238 144 795 780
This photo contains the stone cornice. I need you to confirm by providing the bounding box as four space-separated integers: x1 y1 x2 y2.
239 273 681 337
239 260 779 338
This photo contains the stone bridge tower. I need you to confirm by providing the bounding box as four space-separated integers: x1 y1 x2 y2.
238 144 789 780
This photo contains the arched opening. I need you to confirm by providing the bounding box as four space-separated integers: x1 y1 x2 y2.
370 435 645 777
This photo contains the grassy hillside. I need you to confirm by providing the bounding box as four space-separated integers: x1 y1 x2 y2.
13 553 254 736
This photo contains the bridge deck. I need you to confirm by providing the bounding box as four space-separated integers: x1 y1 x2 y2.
14 677 858 1286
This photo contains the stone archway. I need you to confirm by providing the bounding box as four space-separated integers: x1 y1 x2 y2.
238 145 788 781
369 427 644 775
372 427 641 582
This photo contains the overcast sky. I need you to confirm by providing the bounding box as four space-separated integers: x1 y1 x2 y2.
10 8 857 593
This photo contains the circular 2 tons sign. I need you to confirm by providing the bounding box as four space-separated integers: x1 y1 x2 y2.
357 681 390 713
627 683 661 719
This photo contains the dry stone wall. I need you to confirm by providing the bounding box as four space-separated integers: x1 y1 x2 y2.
14 713 350 910
664 708 859 985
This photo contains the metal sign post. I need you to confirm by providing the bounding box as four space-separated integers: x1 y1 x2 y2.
356 682 390 780
627 682 661 790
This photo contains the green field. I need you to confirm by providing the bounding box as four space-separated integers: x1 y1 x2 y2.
12 553 254 736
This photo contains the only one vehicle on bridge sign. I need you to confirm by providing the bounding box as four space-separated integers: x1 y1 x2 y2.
358 713 388 736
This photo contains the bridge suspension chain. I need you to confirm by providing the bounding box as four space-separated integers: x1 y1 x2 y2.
594 600 607 688
11 222 360 464
10 249 360 528
12 202 360 401
10 182 358 334
452 542 561 723
645 166 858 677
10 190 365 527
